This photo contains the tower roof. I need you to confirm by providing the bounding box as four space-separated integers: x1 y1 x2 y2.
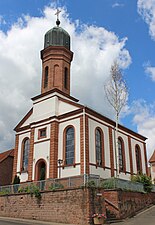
44 22 70 50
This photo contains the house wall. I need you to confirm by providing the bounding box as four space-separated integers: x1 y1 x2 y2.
150 163 155 183
0 157 14 186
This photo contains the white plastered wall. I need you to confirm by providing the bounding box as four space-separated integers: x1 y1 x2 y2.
58 117 81 178
58 100 79 115
33 96 57 122
32 94 79 123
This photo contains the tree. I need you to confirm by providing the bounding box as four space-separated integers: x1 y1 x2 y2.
105 61 128 177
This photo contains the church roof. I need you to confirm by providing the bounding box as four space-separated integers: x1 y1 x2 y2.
149 150 155 163
0 149 14 163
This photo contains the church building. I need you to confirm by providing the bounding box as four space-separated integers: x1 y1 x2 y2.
12 16 148 183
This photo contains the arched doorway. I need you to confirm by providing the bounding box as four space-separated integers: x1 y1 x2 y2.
35 159 46 181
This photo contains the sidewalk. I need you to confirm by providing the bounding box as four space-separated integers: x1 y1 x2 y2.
0 217 74 225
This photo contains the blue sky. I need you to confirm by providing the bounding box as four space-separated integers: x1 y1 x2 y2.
0 0 155 159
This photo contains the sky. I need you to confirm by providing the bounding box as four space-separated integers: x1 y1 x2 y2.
0 0 155 160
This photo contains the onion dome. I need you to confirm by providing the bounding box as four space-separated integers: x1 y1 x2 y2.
44 19 70 50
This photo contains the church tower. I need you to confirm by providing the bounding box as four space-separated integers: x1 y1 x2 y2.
40 15 73 95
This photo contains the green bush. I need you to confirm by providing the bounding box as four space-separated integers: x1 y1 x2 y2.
100 178 115 189
0 189 10 195
18 184 41 199
85 180 97 189
131 174 152 193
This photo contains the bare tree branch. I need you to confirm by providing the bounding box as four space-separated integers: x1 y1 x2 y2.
104 61 128 178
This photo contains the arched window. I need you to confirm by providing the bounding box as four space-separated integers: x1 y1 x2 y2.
21 138 30 171
118 138 124 172
65 126 75 165
95 128 103 167
44 66 48 88
135 145 142 173
64 67 68 89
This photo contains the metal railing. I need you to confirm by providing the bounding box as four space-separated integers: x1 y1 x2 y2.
101 177 144 192
0 174 154 196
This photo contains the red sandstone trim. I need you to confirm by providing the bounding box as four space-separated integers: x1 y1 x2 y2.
14 108 33 132
80 116 84 174
85 115 90 174
128 136 133 175
49 121 59 178
28 128 35 181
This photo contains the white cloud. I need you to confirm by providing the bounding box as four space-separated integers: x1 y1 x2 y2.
0 5 131 152
131 100 155 159
145 66 155 81
112 3 124 8
137 0 155 40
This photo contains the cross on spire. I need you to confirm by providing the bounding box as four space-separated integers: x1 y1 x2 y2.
55 8 61 20
55 8 61 26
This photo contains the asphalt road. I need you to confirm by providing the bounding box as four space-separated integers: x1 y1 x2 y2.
0 218 73 225
113 205 155 225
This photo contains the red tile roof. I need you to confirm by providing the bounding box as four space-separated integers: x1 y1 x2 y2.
0 149 14 163
149 150 155 163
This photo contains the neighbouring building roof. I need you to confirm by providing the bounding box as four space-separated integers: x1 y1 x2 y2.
0 149 14 163
149 150 155 163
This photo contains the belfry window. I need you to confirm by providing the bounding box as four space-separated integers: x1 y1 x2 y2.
65 126 75 165
21 138 30 171
64 67 68 89
95 128 102 166
44 66 48 88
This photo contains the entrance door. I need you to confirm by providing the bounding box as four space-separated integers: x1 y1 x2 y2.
35 159 46 181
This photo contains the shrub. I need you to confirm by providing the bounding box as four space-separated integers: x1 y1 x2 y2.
18 184 41 199
100 178 115 189
131 174 152 193
85 180 97 189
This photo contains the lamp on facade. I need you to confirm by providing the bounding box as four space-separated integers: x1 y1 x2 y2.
58 159 63 178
